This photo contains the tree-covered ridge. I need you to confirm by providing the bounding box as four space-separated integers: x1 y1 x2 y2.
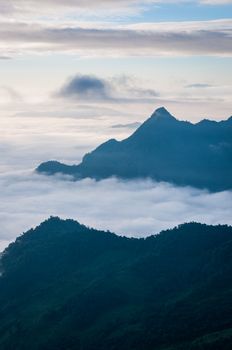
0 218 232 349
37 107 232 191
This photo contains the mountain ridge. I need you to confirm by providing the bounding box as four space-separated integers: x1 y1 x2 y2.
0 217 232 349
37 107 232 192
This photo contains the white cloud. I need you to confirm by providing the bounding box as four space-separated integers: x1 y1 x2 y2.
0 19 232 58
0 171 231 252
0 0 161 19
0 86 23 103
200 0 232 4
1 0 231 33
1 0 232 18
56 74 159 102
0 101 231 252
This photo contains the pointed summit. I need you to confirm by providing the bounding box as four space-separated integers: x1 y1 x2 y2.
134 107 177 133
36 107 232 192
150 107 176 121
128 106 178 141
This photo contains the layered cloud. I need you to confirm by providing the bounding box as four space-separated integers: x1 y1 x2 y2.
0 19 231 58
1 0 232 17
56 74 159 102
0 171 232 252
0 0 184 20
0 0 155 14
185 83 213 88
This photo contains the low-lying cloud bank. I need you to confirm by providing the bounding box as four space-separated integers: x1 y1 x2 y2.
1 105 231 252
0 171 231 251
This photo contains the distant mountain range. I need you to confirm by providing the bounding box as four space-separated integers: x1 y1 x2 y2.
37 107 232 191
0 218 232 349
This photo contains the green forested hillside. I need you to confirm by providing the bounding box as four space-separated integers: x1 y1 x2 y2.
0 218 232 349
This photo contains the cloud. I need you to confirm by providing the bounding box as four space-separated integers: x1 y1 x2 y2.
0 86 23 102
0 0 155 16
1 1 232 19
200 0 232 4
112 122 142 129
56 74 159 102
0 56 11 60
185 83 213 88
0 171 231 252
58 75 110 100
1 1 191 21
1 102 231 252
1 1 231 29
0 19 232 58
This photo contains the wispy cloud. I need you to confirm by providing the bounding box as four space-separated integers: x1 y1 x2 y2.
185 83 213 88
0 86 23 102
112 122 142 129
56 74 159 102
200 0 232 4
0 0 161 20
0 19 232 58
1 1 232 19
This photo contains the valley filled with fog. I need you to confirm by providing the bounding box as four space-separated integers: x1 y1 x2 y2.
1 110 232 251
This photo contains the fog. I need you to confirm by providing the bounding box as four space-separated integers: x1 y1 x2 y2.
0 106 231 251
1 170 232 251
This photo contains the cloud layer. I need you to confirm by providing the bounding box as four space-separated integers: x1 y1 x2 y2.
1 19 232 58
1 104 231 252
1 0 232 17
1 171 232 252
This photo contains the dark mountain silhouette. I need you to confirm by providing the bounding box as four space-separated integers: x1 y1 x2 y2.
0 217 232 349
37 107 232 191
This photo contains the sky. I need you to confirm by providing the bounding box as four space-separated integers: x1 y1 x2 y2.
0 0 232 250
1 0 232 119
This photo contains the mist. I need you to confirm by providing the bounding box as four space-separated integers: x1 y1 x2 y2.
1 170 232 251
1 104 232 251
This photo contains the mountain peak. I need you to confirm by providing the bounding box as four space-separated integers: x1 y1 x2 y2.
36 107 232 192
150 107 176 121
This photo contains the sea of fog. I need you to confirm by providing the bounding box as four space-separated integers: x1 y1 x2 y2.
1 108 232 251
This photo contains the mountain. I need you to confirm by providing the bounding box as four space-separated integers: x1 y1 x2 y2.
37 107 232 191
0 217 232 349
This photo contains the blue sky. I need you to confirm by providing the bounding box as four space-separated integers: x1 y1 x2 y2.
136 2 232 22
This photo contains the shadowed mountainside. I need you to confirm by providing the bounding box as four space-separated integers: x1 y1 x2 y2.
37 107 232 191
0 218 232 349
